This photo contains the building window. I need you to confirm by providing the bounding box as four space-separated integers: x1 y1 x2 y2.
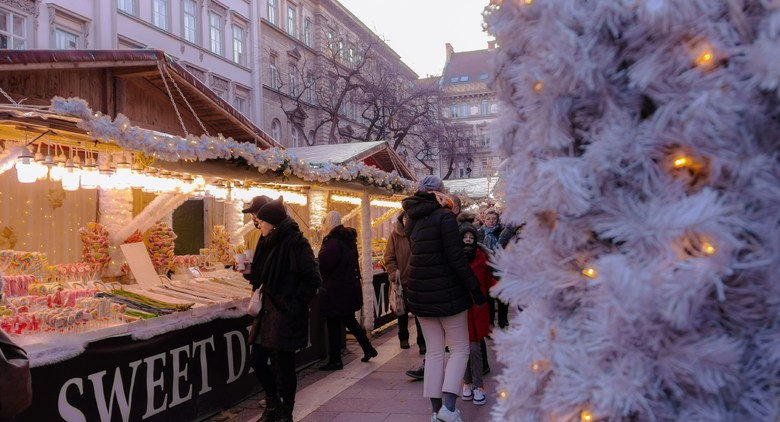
269 57 280 90
479 73 489 80
338 40 346 61
348 46 355 66
0 8 26 49
267 0 277 26
182 0 197 43
460 76 469 82
118 0 137 15
233 96 247 115
289 66 299 96
271 118 281 141
480 134 490 147
308 130 315 145
305 74 314 103
286 6 296 37
480 100 489 115
303 18 312 46
460 103 469 118
54 28 78 49
152 0 168 30
326 31 336 56
208 11 223 55
232 24 245 65
290 127 299 147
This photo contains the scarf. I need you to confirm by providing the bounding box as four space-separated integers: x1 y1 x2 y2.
482 225 500 251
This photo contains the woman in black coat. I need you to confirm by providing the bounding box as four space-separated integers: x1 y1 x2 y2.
317 211 378 370
402 176 486 421
248 198 321 422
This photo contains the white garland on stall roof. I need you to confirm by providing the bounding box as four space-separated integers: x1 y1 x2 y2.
225 201 244 247
0 145 24 176
99 188 133 277
110 193 189 244
49 97 416 194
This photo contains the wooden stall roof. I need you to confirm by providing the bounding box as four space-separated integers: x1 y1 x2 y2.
286 141 416 181
0 49 279 149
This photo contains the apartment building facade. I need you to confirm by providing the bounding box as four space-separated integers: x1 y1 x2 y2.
438 41 500 179
0 0 416 148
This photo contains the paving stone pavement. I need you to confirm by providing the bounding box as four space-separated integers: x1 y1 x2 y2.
204 318 502 422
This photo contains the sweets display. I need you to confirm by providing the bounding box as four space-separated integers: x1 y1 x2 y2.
79 222 111 274
210 225 234 266
147 222 177 275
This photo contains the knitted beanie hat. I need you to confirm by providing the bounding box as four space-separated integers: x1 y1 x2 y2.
323 210 342 232
418 175 444 193
256 197 287 226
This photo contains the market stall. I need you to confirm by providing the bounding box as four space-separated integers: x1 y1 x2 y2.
0 50 414 421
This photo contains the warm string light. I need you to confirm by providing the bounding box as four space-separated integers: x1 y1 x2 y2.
532 80 544 93
581 408 594 422
498 390 508 400
581 266 598 279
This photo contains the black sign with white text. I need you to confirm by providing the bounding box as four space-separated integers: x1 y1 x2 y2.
18 316 260 422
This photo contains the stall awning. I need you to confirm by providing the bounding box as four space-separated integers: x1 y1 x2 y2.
443 176 500 199
0 49 279 149
286 141 415 181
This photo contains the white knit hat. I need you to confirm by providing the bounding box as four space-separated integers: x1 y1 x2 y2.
323 210 342 232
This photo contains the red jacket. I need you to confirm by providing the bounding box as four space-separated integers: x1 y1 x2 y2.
467 247 494 342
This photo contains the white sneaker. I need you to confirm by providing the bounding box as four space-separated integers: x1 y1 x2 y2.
436 406 466 422
461 383 473 401
472 386 486 406
431 412 438 422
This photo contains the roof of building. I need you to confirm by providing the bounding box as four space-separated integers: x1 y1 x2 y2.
443 176 500 199
441 49 495 87
286 140 415 180
0 49 279 149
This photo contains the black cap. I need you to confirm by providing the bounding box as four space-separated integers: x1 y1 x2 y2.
242 195 271 214
256 197 287 226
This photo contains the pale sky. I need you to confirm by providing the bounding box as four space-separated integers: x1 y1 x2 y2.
336 0 494 78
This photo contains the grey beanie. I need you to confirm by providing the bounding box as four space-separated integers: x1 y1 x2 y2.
418 175 444 193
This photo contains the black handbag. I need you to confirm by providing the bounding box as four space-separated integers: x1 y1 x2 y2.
0 329 32 417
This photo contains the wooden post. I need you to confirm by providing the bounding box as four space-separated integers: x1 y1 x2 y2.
359 191 374 331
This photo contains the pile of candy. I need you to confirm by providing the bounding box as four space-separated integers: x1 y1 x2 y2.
0 250 48 279
52 262 103 283
79 223 111 273
210 225 234 266
172 255 202 273
147 223 177 275
1 274 35 297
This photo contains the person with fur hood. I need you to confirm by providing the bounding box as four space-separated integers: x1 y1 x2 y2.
457 224 495 407
317 211 378 371
384 211 427 354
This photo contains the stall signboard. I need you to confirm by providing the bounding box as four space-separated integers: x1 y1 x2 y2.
372 272 394 329
18 316 260 422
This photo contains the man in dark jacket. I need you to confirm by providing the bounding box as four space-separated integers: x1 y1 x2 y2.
317 210 378 370
248 198 321 422
402 175 486 422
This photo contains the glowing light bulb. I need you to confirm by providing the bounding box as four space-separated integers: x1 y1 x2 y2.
498 390 508 400
696 50 713 66
15 147 37 183
702 241 716 256
582 267 598 278
532 80 544 93
673 155 690 168
581 409 593 421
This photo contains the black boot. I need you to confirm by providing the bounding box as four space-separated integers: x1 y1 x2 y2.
273 403 294 422
361 347 378 362
259 396 281 422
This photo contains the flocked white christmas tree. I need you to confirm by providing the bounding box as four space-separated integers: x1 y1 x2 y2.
485 0 780 420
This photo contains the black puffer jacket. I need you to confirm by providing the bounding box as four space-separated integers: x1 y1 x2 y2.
250 217 322 350
317 225 363 317
402 192 480 317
